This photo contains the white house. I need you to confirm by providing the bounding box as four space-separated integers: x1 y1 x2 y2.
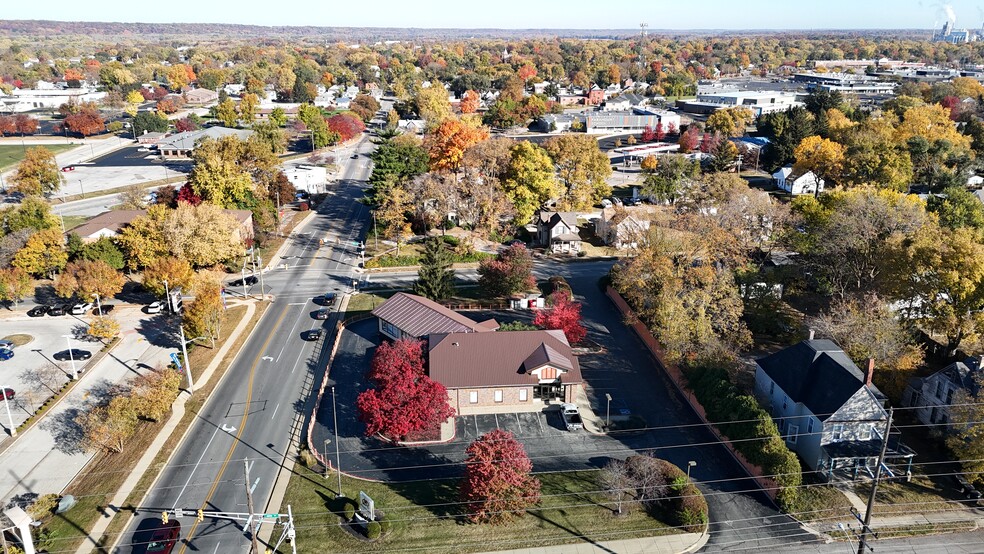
903 357 981 431
773 166 824 195
754 339 914 477
595 206 658 249
397 119 427 134
535 212 581 254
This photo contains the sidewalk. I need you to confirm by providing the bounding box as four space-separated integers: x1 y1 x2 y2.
473 531 707 554
0 306 172 501
93 300 258 554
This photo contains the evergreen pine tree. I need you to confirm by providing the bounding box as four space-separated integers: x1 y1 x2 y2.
413 238 456 300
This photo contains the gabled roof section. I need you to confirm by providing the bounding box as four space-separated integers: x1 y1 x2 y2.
757 339 883 420
539 211 578 229
371 292 497 338
428 329 581 388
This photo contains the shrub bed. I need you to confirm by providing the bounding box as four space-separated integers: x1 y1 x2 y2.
685 364 802 511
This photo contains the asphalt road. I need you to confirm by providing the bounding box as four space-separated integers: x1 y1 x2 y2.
113 134 374 554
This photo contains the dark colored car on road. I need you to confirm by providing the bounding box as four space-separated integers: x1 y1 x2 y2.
0 349 13 361
1 388 13 400
46 305 68 316
146 520 180 553
28 305 48 317
321 292 337 306
303 329 324 341
231 275 258 286
53 349 92 361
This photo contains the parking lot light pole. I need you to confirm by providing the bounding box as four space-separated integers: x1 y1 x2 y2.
687 460 697 482
61 335 78 380
1 387 16 437
93 292 101 316
323 439 330 480
332 386 343 498
605 393 612 430
178 325 195 394
162 279 170 311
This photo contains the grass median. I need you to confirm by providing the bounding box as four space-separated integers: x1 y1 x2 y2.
277 464 678 554
40 302 265 553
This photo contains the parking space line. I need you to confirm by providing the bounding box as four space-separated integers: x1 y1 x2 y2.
514 413 522 433
536 412 544 433
473 415 479 436
493 413 499 429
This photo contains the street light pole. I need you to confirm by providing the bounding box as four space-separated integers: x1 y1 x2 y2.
179 325 195 394
687 460 697 482
605 393 612 430
323 439 330 480
1 388 16 437
63 335 78 380
332 386 343 498
78 179 85 199
163 279 171 312
93 292 101 316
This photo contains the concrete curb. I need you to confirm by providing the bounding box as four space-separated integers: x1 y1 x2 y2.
266 210 317 272
93 300 259 554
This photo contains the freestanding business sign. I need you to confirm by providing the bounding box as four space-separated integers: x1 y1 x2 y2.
359 491 375 520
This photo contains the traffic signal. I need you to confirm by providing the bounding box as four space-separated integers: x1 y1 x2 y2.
161 511 169 524
197 509 204 523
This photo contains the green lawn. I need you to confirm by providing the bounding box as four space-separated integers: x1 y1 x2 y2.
0 143 78 171
279 465 677 554
61 215 91 232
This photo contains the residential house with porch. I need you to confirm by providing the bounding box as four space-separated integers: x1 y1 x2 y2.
371 292 499 341
903 357 981 431
773 166 825 195
595 205 658 249
429 329 582 415
754 339 915 478
535 211 581 254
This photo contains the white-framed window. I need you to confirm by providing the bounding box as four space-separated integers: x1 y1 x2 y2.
787 425 799 445
519 388 528 402
859 424 872 441
831 424 845 441
469 391 478 404
494 390 503 403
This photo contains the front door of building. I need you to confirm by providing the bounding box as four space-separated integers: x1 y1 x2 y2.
534 383 562 400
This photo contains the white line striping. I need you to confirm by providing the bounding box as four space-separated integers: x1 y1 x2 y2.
271 402 279 420
172 425 222 509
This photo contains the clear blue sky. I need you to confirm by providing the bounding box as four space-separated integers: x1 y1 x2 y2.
6 0 984 30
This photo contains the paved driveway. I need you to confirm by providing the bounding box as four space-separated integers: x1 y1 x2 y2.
311 261 816 550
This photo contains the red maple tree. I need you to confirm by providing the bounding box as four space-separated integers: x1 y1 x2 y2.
15 114 38 135
667 122 677 136
176 183 202 205
678 126 699 153
460 429 541 524
641 125 656 143
327 113 366 142
0 116 14 136
356 339 455 442
478 244 536 298
174 117 200 133
64 104 105 136
655 122 666 142
533 291 587 344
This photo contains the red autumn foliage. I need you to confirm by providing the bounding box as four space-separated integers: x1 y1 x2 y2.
667 122 677 135
655 122 666 141
0 117 13 135
356 339 455 442
15 114 38 135
174 117 200 133
460 90 480 114
156 98 181 114
533 291 587 344
64 105 105 136
478 244 536 297
326 112 366 142
518 64 538 82
941 95 961 121
641 125 656 143
176 183 202 206
678 126 700 153
460 429 541 524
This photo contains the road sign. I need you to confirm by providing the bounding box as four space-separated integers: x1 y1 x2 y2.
170 352 181 367
359 491 375 520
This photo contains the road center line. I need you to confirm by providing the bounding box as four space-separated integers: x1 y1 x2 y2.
271 403 279 420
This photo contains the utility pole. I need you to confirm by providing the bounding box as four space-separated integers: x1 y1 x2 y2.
244 460 261 554
856 408 893 554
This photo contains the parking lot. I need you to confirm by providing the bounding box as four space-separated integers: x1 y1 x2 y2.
55 145 191 199
0 314 101 429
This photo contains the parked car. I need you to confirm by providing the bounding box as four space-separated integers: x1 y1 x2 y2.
561 403 583 432
0 340 13 350
71 302 93 315
54 349 92 361
351 153 359 159
1 388 13 400
93 304 114 315
146 301 164 314
146 520 181 554
0 348 13 361
302 329 324 341
60 165 75 172
27 305 49 317
46 305 67 316
312 309 331 320
624 197 642 206
231 275 258 287
322 292 337 306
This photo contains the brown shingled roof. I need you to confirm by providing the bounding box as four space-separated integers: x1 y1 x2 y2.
371 292 498 338
428 330 582 389
69 210 145 238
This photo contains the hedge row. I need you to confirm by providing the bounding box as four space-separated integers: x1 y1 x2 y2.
685 364 803 511
364 250 494 268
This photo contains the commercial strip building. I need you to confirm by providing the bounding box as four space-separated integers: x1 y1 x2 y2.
792 72 897 95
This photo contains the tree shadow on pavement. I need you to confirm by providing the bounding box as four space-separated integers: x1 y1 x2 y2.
40 378 120 455
134 313 181 348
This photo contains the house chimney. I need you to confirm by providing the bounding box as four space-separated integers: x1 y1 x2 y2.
866 358 875 386
808 328 815 341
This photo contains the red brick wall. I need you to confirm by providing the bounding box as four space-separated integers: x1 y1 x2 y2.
606 286 778 500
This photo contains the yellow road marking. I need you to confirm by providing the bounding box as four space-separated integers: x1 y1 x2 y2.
178 307 290 553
